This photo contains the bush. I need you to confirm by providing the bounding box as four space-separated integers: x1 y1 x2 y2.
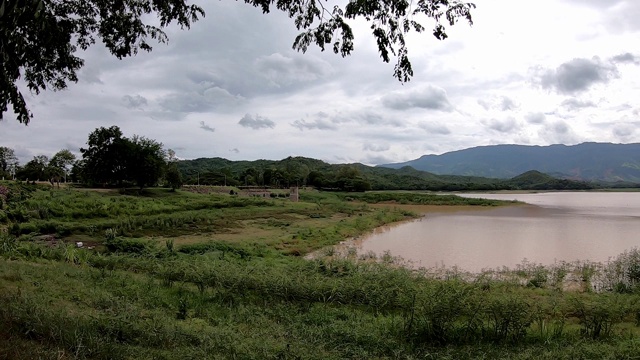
0 233 17 255
572 295 628 339
104 237 153 255
485 294 533 342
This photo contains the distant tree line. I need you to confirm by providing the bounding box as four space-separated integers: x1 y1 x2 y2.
177 158 599 192
0 126 182 190
0 147 75 186
2 135 602 192
177 157 372 192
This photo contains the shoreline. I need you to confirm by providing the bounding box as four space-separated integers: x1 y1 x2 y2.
368 202 527 215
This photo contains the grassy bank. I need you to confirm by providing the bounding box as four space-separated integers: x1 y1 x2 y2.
2 183 640 359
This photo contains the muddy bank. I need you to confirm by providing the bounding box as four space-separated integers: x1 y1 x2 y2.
367 203 518 215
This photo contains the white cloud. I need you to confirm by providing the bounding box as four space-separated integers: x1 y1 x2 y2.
535 57 619 94
419 122 452 135
363 143 390 152
291 118 337 131
611 52 640 65
561 98 597 110
199 121 215 133
255 53 334 87
382 85 453 111
238 114 275 129
524 112 546 124
121 95 148 109
483 117 520 133
500 96 518 111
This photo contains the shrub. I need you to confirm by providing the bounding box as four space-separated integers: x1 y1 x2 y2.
104 237 152 255
0 233 17 255
572 295 628 339
485 294 533 342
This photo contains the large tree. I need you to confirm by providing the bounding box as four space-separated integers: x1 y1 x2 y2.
48 149 76 183
128 135 166 190
79 126 130 186
1 0 474 124
16 154 48 181
79 126 168 189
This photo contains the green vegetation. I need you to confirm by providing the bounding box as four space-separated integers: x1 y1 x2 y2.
2 138 598 193
177 156 596 191
3 183 640 359
507 170 593 190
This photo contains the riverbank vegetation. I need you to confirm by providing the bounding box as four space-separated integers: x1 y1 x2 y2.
2 183 640 359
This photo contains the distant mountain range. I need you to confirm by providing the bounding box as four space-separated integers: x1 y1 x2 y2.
379 142 640 183
178 155 596 191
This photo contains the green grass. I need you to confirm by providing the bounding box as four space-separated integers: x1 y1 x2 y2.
2 253 640 359
3 184 640 358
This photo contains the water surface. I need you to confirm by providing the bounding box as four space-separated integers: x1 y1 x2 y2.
353 192 640 272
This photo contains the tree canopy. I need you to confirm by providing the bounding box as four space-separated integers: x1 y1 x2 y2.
78 126 167 189
1 0 474 124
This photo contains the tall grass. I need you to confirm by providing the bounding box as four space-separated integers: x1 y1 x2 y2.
4 186 640 358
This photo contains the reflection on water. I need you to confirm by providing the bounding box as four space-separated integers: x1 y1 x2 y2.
354 192 640 272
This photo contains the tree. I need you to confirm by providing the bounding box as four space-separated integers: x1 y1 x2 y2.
241 167 259 186
335 165 371 191
49 149 76 183
128 135 166 190
2 0 474 124
307 170 326 188
164 148 183 190
79 126 167 189
79 126 129 186
16 154 48 181
0 146 18 179
165 165 183 191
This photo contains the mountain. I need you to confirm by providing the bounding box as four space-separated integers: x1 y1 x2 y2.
378 142 640 182
177 156 595 191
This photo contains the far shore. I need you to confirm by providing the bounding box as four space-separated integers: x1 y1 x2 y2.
368 202 528 215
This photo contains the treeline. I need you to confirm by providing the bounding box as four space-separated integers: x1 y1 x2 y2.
1 126 182 190
2 132 597 191
0 147 75 184
177 157 596 191
177 156 373 191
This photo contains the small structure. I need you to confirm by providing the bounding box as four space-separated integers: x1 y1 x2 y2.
245 189 271 198
290 186 299 202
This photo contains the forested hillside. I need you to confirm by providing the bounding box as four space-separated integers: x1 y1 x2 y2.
177 156 595 191
379 142 640 182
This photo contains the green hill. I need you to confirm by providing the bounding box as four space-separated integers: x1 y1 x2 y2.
177 157 595 191
379 142 640 183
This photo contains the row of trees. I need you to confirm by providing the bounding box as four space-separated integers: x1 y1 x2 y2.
0 147 76 185
1 126 182 190
180 158 372 192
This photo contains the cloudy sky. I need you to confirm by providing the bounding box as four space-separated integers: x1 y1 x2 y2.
2 0 640 165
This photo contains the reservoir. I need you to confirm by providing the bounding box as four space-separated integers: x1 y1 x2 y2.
353 192 640 272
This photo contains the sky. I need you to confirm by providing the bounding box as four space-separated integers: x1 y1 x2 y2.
2 0 640 166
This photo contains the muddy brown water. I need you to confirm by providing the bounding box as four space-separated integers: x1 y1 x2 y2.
347 192 640 272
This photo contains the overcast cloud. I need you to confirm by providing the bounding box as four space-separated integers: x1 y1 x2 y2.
238 114 276 130
2 0 640 165
536 57 619 94
382 85 453 111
